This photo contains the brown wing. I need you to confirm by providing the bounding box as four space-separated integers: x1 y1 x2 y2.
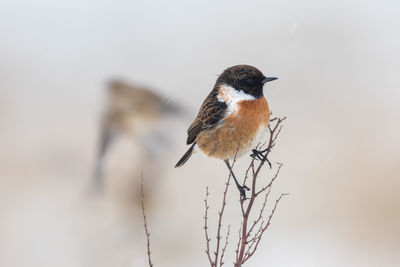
186 89 227 144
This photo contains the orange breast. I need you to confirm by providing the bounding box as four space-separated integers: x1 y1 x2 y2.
236 97 270 129
196 97 270 160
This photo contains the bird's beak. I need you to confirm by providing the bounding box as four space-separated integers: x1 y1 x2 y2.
262 77 278 84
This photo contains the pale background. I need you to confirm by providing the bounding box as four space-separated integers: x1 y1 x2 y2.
1 0 399 266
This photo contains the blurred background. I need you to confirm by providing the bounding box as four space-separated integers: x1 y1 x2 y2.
1 0 399 266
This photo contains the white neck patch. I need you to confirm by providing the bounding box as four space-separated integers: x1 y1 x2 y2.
217 84 255 115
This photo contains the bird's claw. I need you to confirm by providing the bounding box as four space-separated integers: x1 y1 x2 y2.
250 150 262 160
238 185 250 201
250 149 272 168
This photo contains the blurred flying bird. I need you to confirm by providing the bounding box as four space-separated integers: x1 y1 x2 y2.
175 65 278 199
94 80 183 190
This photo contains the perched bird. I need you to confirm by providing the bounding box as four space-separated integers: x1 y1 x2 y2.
94 80 183 189
175 65 278 199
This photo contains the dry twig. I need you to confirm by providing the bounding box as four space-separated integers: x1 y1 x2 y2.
204 116 288 267
141 172 154 267
203 149 239 267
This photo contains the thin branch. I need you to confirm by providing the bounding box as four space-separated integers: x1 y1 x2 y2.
204 187 214 267
244 222 264 260
255 163 283 196
243 193 288 263
214 152 237 266
246 186 271 240
235 223 242 262
140 172 154 267
219 224 231 267
204 146 241 267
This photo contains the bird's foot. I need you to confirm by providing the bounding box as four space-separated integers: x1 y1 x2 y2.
238 184 250 201
250 149 272 168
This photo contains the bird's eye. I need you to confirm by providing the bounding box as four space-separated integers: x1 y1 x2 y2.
245 78 255 85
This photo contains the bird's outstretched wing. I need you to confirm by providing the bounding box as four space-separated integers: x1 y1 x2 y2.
186 89 227 144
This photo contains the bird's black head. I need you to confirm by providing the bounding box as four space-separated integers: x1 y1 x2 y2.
216 65 277 98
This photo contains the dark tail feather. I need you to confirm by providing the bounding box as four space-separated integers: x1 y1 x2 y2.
93 125 115 188
175 143 195 168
